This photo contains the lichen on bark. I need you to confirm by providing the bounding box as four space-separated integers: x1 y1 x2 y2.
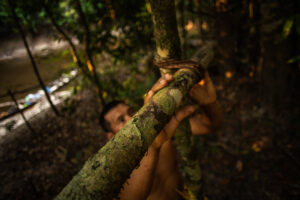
149 0 205 197
149 0 181 60
55 68 200 200
174 118 203 197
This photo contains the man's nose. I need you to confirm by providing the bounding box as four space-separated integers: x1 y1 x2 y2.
124 114 131 122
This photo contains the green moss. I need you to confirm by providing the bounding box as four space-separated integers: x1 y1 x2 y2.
55 68 200 200
149 0 181 60
152 87 176 114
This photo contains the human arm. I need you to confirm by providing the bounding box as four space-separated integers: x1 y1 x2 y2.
144 71 223 135
117 142 159 200
188 71 223 135
118 75 195 200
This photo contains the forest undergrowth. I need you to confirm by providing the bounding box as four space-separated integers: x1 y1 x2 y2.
0 64 299 200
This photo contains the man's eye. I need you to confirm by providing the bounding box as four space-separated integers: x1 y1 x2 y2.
117 116 125 123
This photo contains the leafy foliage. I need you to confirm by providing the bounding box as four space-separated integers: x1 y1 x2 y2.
1 0 156 106
282 14 300 63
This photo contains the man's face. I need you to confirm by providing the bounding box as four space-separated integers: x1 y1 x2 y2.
104 103 132 134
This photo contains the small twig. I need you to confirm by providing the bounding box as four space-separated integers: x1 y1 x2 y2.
279 145 300 167
7 89 37 136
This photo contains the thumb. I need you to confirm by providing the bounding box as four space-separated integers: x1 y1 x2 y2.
175 105 196 121
163 105 196 139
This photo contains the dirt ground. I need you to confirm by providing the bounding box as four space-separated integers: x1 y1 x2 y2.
0 72 299 200
0 89 106 200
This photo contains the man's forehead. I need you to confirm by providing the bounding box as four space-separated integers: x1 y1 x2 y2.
104 103 129 120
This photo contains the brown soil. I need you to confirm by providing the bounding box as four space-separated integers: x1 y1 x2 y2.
0 89 106 200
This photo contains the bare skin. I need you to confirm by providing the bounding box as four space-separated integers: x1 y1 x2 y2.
104 72 223 200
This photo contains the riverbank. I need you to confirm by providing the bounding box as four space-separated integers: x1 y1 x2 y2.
0 33 78 104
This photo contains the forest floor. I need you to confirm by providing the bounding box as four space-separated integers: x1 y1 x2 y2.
0 71 299 200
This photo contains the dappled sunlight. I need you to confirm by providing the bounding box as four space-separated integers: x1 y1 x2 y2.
185 20 194 31
225 71 232 79
201 21 208 31
198 79 205 86
251 137 269 152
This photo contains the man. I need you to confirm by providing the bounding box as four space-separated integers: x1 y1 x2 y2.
100 72 223 200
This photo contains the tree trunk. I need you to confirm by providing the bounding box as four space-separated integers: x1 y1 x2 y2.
55 0 203 199
8 0 60 116
149 0 181 63
150 0 206 197
215 0 236 73
174 118 202 196
55 68 201 200
176 0 187 58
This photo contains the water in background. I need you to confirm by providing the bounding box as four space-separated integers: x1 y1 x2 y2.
0 34 78 104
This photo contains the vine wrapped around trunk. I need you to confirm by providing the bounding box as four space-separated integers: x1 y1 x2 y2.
149 0 211 197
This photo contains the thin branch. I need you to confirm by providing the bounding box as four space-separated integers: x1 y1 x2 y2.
7 89 36 135
74 0 105 106
42 1 92 80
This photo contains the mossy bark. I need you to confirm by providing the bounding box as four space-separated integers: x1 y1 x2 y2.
149 0 181 62
55 69 200 200
56 0 210 198
174 118 203 197
149 0 208 197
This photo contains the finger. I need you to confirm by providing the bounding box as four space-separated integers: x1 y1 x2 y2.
164 73 173 81
163 105 196 139
152 74 173 92
144 74 173 104
152 129 168 149
175 105 196 121
144 90 154 104
144 77 166 104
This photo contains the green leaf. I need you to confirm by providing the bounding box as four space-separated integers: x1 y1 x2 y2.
38 11 45 17
287 55 300 63
282 17 294 39
97 3 103 9
0 11 8 17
